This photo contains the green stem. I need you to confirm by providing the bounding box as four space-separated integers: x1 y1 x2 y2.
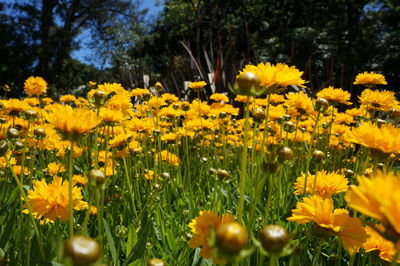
68 142 74 236
237 97 250 223
6 156 45 260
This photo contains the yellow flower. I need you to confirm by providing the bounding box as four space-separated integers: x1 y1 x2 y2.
274 63 307 88
161 93 179 103
345 171 400 234
23 176 87 222
189 81 207 92
144 170 154 180
239 62 307 89
60 94 76 103
317 86 351 105
47 162 65 176
89 205 97 216
210 93 229 102
358 89 396 111
131 88 151 97
46 104 101 141
285 91 314 114
287 195 367 254
72 174 87 186
293 170 349 198
99 107 125 125
1 99 31 115
24 76 47 97
156 150 181 166
364 225 400 263
188 210 235 262
345 122 400 155
353 71 387 86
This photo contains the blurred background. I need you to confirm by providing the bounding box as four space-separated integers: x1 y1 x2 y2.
0 0 399 98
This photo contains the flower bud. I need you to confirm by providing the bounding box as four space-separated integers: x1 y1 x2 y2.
277 147 293 161
88 169 106 185
7 128 19 139
233 72 262 96
147 258 166 266
259 224 289 255
252 108 265 123
215 222 248 255
217 169 230 180
93 90 106 106
314 98 329 112
34 128 46 139
64 235 101 266
312 150 326 162
0 140 8 156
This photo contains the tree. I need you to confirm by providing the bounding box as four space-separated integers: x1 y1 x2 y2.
0 0 144 96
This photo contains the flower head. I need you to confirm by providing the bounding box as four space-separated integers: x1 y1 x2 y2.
46 104 101 141
24 76 47 97
317 86 351 105
358 89 396 111
345 122 400 155
293 170 349 198
345 171 400 234
287 195 367 254
23 176 87 222
354 72 387 87
188 210 235 262
189 81 207 92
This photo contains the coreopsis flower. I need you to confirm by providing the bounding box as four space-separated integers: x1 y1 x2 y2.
359 89 396 111
210 93 229 102
285 91 314 115
106 93 133 115
189 81 207 92
353 71 387 87
24 76 47 97
108 133 132 149
72 174 87 186
156 150 181 166
364 225 400 263
287 195 367 254
274 63 307 88
45 104 101 141
293 171 349 198
60 94 76 103
24 97 40 106
47 162 65 176
144 169 154 180
188 210 235 262
99 107 125 126
161 93 179 103
23 176 87 222
234 95 254 103
345 171 400 235
41 97 53 105
1 99 31 116
131 88 151 97
317 87 351 105
345 122 400 155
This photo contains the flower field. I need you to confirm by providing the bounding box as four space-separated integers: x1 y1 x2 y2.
0 64 399 265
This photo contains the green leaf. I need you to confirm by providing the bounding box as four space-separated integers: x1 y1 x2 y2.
166 229 176 251
0 215 15 248
103 218 118 264
124 212 151 266
126 223 137 256
128 259 141 266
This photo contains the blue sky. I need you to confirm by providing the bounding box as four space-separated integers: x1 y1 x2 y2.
71 0 164 67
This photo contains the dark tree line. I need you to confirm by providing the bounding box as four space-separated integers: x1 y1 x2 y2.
0 0 399 98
